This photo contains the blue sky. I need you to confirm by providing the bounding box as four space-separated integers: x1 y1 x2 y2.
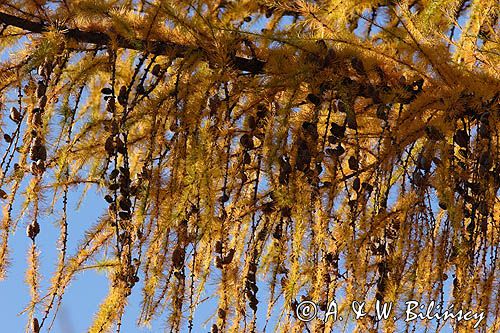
0 4 492 333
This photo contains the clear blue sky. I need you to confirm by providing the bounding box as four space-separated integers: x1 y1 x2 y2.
0 5 488 333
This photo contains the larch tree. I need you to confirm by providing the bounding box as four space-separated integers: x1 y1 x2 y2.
0 1 498 332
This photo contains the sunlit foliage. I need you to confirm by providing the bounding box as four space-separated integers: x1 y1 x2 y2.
0 1 498 332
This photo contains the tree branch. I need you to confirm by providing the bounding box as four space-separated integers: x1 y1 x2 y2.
0 11 265 73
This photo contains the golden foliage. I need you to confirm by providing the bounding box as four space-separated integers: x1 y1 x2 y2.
0 0 498 332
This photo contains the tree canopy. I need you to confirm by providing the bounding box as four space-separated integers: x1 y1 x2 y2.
0 1 498 332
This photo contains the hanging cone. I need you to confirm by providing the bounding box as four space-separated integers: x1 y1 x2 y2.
9 107 21 123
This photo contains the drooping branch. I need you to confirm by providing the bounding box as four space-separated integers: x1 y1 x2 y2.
0 11 265 73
